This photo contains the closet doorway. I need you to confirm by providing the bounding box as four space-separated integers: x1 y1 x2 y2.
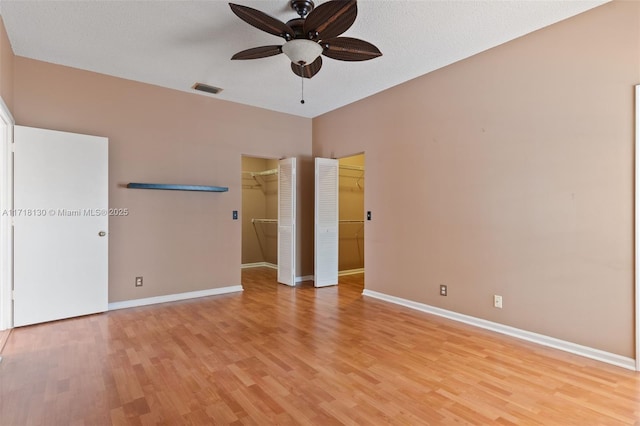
314 153 365 287
242 155 297 287
338 154 365 276
241 156 280 272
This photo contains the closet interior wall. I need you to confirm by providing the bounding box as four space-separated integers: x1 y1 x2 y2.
241 156 279 267
339 154 365 273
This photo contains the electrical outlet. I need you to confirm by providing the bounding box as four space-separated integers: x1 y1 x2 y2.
440 285 447 296
494 295 503 309
232 210 238 220
135 276 143 287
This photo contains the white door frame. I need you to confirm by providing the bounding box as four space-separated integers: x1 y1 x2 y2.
0 97 14 330
635 85 639 370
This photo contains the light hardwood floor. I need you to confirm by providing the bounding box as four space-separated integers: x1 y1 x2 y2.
1 267 639 425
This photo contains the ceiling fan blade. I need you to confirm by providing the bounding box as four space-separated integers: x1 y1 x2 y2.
303 0 357 41
291 56 322 79
229 3 294 40
322 37 382 61
231 45 283 60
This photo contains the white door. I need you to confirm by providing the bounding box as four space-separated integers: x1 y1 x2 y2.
277 157 296 286
13 126 108 327
0 100 13 330
314 158 339 287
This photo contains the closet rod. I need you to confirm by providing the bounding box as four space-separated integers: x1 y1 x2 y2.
339 164 364 172
242 169 278 177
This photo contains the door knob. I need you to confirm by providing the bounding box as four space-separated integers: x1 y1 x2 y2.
98 231 106 237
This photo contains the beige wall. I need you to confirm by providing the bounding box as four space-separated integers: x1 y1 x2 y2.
313 1 639 357
0 17 14 111
13 57 313 302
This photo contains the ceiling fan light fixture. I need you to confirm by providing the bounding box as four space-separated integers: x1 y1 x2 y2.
281 39 323 65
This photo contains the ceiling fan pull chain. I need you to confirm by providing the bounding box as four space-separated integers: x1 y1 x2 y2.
300 64 305 104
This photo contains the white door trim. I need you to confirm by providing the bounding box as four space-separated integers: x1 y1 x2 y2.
0 97 14 330
635 85 639 370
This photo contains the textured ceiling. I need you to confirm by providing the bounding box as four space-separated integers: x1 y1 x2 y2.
1 0 607 118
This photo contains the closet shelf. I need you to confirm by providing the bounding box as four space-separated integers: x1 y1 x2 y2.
252 218 278 224
339 164 364 172
127 183 228 192
242 169 278 177
242 169 278 194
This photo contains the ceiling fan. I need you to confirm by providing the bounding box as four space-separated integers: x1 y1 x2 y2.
229 0 382 80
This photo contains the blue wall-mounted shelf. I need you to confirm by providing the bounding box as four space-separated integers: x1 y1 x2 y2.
127 183 228 192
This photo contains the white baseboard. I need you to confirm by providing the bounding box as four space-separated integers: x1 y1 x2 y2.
338 268 364 276
108 285 243 311
362 289 636 371
242 263 310 284
241 262 277 270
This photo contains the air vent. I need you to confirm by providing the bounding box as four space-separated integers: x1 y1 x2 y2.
192 82 223 95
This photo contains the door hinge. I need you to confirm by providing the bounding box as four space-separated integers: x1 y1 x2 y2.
11 290 15 300
11 142 15 152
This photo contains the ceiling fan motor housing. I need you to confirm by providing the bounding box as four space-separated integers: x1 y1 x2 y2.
286 18 306 39
290 0 314 18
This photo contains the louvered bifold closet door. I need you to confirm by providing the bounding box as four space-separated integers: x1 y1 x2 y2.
314 158 339 287
277 158 296 286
